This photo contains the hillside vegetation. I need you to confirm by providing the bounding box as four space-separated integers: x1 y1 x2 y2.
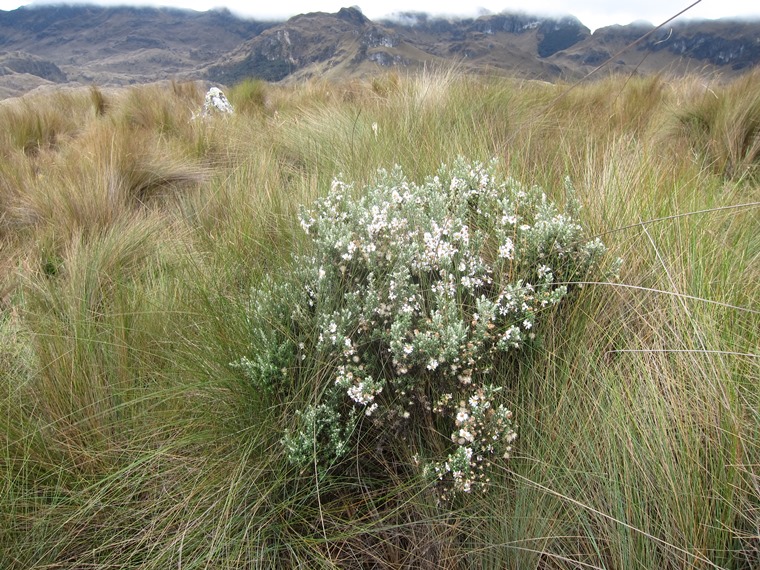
0 70 758 569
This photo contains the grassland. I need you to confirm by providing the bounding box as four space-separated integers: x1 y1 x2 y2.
0 70 758 568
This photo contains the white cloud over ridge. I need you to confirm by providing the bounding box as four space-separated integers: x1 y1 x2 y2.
4 0 760 32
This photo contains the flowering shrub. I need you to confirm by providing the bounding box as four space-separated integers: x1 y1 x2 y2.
235 158 616 498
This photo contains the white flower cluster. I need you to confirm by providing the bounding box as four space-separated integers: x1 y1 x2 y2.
334 364 385 417
428 385 517 499
238 158 616 496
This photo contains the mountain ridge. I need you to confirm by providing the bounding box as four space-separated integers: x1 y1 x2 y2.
1 4 758 98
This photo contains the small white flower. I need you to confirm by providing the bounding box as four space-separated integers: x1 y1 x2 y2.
346 383 365 403
300 217 314 234
458 428 475 443
341 241 357 261
498 238 514 259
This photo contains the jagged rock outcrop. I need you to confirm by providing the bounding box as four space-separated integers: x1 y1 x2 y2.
207 7 409 83
472 13 542 35
536 16 590 57
336 6 368 26
388 11 590 58
380 11 592 78
644 24 760 70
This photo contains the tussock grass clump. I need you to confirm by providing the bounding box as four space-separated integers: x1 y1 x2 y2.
228 78 269 115
0 71 758 568
117 82 201 135
0 96 83 156
673 69 760 180
0 89 207 275
88 85 109 117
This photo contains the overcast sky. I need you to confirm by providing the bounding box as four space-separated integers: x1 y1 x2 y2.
3 0 759 31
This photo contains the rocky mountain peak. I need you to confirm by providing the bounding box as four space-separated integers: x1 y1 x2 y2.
337 6 369 26
536 15 590 57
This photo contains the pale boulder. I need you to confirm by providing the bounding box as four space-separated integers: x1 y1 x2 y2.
201 87 234 117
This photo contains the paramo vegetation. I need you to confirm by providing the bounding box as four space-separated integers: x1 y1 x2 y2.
0 69 758 568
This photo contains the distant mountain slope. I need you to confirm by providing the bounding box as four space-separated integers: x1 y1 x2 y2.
203 7 592 83
0 5 274 97
554 19 760 76
1 4 758 99
206 7 400 83
205 7 760 84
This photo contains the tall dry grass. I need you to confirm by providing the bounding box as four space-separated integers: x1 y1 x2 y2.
0 71 758 568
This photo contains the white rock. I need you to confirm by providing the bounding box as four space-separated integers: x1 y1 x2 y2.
201 87 234 116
